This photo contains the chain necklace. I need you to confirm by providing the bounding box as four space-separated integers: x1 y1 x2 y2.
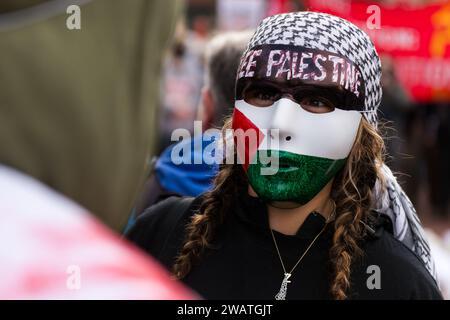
270 199 336 300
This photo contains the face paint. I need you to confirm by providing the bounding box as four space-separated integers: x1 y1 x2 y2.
233 46 364 204
232 98 361 204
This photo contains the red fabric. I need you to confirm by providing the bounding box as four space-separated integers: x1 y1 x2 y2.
0 166 196 300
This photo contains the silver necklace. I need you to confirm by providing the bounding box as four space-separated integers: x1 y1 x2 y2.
270 200 335 300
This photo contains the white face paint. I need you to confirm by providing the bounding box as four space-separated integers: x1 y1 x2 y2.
234 98 362 161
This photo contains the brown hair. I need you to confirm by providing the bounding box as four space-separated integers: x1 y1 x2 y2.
173 117 386 300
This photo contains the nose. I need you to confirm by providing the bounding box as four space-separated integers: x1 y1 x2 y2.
270 98 299 144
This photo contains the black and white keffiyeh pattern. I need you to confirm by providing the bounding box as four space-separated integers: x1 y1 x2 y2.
245 11 437 281
374 164 437 280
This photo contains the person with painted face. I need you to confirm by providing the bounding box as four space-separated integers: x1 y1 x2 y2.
127 12 442 300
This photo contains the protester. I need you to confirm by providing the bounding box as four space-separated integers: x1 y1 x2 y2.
127 12 442 300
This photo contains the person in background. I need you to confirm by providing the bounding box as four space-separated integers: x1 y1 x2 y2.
423 103 450 218
126 30 253 230
378 54 412 174
0 0 193 299
421 103 450 300
158 21 205 153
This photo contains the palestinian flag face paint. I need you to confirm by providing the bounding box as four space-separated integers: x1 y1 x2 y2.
233 99 361 204
232 44 364 205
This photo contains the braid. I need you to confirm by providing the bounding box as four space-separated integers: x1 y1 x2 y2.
329 118 386 299
329 205 365 299
172 164 243 279
173 118 386 301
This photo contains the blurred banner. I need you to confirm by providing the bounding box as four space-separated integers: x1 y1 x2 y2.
306 0 450 102
217 0 297 31
267 0 296 16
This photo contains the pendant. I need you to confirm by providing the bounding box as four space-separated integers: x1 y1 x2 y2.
275 273 292 300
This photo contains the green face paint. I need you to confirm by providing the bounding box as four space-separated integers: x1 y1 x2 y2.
247 150 346 204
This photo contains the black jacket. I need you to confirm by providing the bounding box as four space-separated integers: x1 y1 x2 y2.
126 193 443 300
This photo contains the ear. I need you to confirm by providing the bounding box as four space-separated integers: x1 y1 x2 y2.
200 87 215 129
